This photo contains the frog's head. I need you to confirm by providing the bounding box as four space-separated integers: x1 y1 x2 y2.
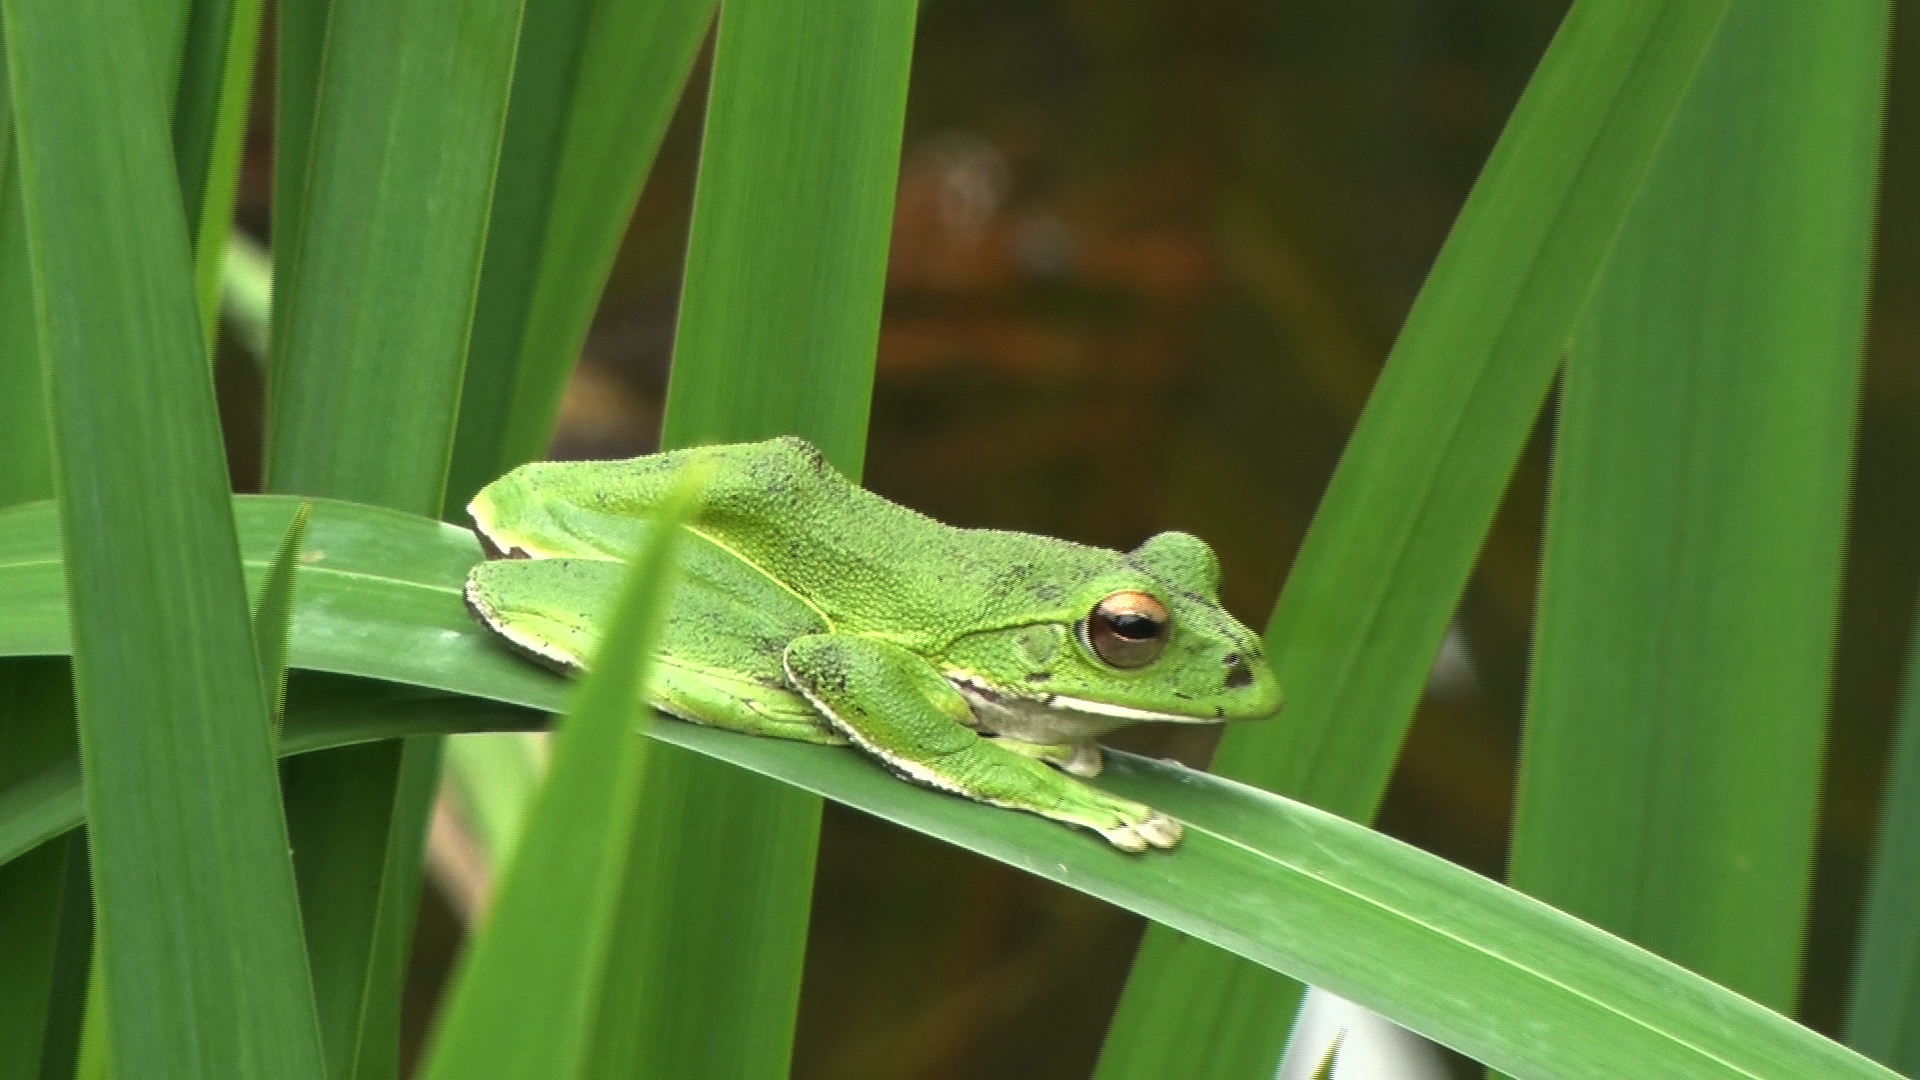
941 531 1283 731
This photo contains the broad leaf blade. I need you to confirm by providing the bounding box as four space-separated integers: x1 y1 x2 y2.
0 495 1901 1080
252 503 311 727
419 476 696 1079
0 43 71 1080
0 0 325 1075
1849 598 1920 1067
1514 0 1887 1012
172 0 265 339
632 0 917 1076
0 44 48 508
266 0 523 511
263 4 524 1077
1099 2 1727 1075
444 0 715 514
0 659 87 1080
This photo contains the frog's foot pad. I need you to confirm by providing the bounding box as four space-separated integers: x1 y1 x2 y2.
1107 812 1183 852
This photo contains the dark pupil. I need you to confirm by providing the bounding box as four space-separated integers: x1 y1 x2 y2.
1105 612 1161 641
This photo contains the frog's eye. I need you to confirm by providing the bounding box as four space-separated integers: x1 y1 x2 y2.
1085 591 1170 669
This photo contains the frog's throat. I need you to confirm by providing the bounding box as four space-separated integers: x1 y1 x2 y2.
945 672 1217 738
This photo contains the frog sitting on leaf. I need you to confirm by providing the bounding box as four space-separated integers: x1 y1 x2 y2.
463 437 1282 852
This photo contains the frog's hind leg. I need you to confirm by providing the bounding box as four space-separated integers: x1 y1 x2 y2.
466 554 842 745
782 634 1181 852
650 657 844 745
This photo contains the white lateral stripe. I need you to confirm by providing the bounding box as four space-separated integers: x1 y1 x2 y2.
943 672 1208 725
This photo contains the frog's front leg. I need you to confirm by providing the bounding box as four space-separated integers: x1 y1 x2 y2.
781 635 1181 852
986 737 1105 778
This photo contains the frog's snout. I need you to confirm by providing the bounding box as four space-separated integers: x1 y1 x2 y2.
1220 648 1284 720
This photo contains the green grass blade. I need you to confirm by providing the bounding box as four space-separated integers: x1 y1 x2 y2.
172 0 266 341
0 0 325 1073
1512 0 1887 1014
0 495 1907 1079
263 5 523 1077
444 0 714 514
0 58 69 1077
1098 3 1726 1075
220 232 270 359
272 0 323 311
441 733 544 874
1848 600 1920 1067
31 831 91 1080
620 1 916 1076
0 657 83 1078
252 503 311 727
0 829 67 1075
0 58 50 508
418 476 696 1080
662 0 915 463
265 0 523 510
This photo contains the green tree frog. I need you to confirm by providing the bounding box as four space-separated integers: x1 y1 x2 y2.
463 437 1282 851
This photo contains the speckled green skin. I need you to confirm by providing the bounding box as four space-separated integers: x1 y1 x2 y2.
463 437 1282 851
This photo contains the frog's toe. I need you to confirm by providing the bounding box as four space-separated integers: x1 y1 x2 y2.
1134 812 1183 849
1099 822 1151 853
1089 802 1182 852
1059 742 1105 778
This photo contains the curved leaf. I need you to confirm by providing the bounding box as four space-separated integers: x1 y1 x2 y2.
0 495 1898 1080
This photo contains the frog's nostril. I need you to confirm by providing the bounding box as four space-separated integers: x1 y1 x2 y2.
1224 662 1254 690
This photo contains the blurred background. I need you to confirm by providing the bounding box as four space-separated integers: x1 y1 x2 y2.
212 1 1920 1076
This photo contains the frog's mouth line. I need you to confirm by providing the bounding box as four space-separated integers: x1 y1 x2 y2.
944 673 1215 727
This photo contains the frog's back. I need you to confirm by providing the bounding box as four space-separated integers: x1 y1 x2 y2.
598 438 1119 642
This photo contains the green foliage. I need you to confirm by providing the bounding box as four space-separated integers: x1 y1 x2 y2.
252 503 311 728
1099 2 1728 1073
1850 599 1920 1067
0 1 1904 1078
1 0 324 1074
0 495 1904 1079
1514 0 1888 1013
614 2 921 1076
419 476 698 1079
444 0 714 513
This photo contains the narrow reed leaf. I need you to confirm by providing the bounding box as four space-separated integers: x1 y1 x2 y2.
624 1 917 1075
0 837 66 1075
0 79 50 508
252 503 311 727
0 496 1904 1079
0 0 325 1076
272 0 324 311
264 5 523 1076
1312 1038 1342 1080
441 733 545 874
32 832 91 1080
662 0 916 463
265 0 524 510
1100 3 1726 1075
1848 601 1920 1068
419 475 697 1080
1514 0 1887 1012
0 659 83 1079
445 0 714 513
0 72 68 1076
220 232 270 361
172 0 267 341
